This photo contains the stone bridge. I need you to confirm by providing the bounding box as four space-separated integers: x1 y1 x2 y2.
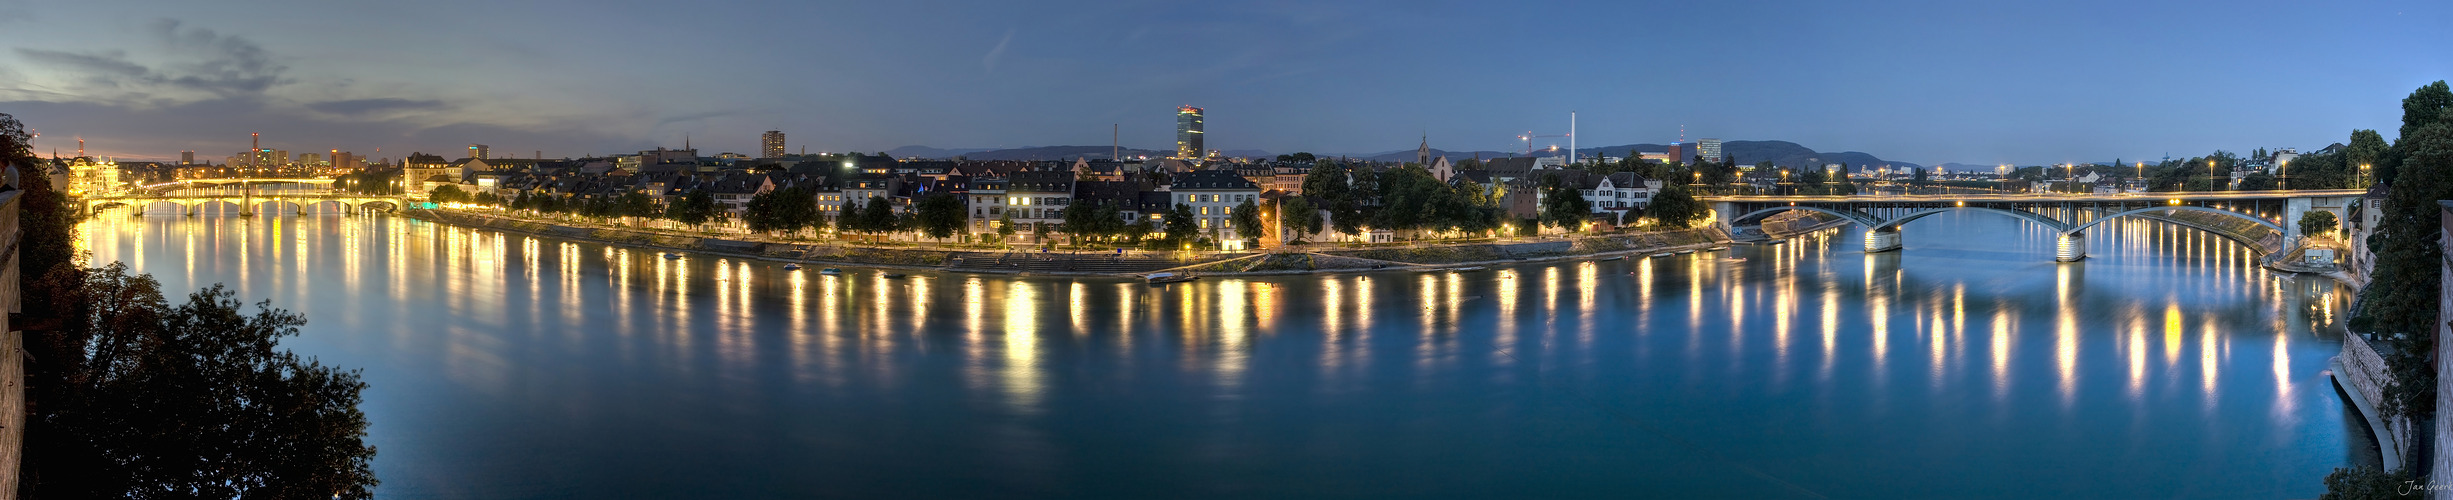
86 178 400 216
1705 190 2362 262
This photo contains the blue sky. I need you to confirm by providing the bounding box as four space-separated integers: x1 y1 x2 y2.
3 0 2448 166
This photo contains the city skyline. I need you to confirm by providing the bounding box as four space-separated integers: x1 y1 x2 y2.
2 0 2448 166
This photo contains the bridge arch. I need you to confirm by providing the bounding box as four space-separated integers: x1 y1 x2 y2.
2062 205 2284 236
357 200 400 212
190 199 245 215
1730 206 1881 228
300 200 353 214
1869 207 2072 232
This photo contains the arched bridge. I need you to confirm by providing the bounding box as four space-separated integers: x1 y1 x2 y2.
86 179 400 216
1705 190 2363 262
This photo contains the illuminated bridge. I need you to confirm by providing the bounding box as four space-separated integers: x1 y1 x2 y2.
84 178 401 216
1703 190 2364 262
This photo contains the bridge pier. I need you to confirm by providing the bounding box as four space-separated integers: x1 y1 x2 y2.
2056 231 2086 262
1863 227 1903 253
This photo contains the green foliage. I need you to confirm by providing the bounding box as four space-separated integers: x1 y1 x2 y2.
1280 196 1323 240
860 196 898 235
914 193 966 241
995 211 1017 238
429 184 470 203
2342 129 2389 187
2318 465 2414 500
21 263 378 498
2359 114 2453 423
1647 184 1705 228
1232 199 1264 243
1165 203 1198 242
2401 80 2452 143
615 190 658 221
667 190 717 229
8 119 79 281
1538 173 1590 231
2299 210 2339 237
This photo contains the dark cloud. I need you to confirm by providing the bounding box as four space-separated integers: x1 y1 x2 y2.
146 19 287 96
307 98 449 116
5 97 646 162
15 49 148 77
12 19 288 100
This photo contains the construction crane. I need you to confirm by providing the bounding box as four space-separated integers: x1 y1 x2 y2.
1518 131 1570 157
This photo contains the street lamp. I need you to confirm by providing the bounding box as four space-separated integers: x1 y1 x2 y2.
2208 159 2219 191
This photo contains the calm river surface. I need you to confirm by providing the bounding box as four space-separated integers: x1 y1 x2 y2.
77 211 2360 498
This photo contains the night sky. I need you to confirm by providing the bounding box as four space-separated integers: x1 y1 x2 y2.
3 0 2447 166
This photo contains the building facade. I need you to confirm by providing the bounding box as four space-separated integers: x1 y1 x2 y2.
762 131 786 159
1175 105 1205 160
1170 168 1261 249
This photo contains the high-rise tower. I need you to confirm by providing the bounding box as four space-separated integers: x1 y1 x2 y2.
469 144 490 160
761 131 786 158
1175 106 1204 160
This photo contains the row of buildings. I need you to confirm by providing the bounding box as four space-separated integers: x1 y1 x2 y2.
441 144 1669 247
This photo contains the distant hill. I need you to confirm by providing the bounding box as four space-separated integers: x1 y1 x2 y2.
1365 140 1920 171
884 146 995 159
885 145 1173 161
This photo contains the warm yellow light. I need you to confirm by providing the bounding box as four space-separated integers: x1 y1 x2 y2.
2168 199 2181 205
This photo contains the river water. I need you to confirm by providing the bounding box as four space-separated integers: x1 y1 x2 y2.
76 211 2360 498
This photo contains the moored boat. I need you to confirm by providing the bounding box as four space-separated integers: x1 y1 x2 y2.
1145 272 1198 284
782 263 802 271
819 268 843 275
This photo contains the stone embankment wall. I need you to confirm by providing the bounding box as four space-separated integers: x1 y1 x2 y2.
0 188 25 497
2340 331 2411 470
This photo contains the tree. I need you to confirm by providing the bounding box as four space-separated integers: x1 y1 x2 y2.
995 211 1017 242
1061 201 1101 244
837 199 864 235
4 113 78 283
2349 129 2390 185
668 190 717 230
1647 185 1705 229
1538 173 1591 231
2356 108 2453 423
860 196 898 238
1912 167 1929 185
1279 197 1322 242
914 193 966 242
1232 199 1264 244
2400 80 2452 144
2318 465 2411 500
615 190 659 226
1165 203 1199 243
21 263 378 498
430 184 470 204
2298 210 2338 239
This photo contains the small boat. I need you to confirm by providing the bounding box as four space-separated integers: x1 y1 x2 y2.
1447 266 1487 273
1722 258 1749 263
662 253 682 260
1676 249 1696 255
1597 256 1627 262
1650 253 1673 258
782 263 802 271
1709 246 1729 251
882 273 909 279
819 268 843 275
1145 272 1199 284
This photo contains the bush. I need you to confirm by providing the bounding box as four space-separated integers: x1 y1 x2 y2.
2319 465 2414 500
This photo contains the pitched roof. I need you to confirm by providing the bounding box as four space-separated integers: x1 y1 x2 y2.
1170 168 1258 190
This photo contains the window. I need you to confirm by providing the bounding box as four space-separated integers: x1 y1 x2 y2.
1200 206 1210 215
1223 206 1232 215
1199 218 1209 228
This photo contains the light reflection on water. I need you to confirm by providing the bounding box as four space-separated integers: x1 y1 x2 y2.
76 211 2358 499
